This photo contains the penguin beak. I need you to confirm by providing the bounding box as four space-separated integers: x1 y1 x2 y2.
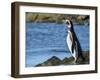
66 19 70 24
62 19 70 24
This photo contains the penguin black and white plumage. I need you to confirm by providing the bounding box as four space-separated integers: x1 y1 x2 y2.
65 19 85 64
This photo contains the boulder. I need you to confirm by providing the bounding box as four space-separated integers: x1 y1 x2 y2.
62 57 74 64
35 51 89 67
35 56 62 67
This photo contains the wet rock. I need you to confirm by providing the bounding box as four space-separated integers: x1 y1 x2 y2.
35 51 89 67
76 51 89 64
83 51 89 60
35 56 62 67
62 57 74 64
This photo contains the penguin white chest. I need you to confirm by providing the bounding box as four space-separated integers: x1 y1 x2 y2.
66 31 73 53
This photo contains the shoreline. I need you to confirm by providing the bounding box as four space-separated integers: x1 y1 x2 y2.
26 21 89 26
35 51 89 67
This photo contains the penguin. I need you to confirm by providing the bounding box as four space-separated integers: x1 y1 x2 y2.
65 19 85 64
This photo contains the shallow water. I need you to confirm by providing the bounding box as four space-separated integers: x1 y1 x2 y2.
25 22 89 67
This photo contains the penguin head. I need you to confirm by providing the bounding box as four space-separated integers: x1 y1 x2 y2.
64 19 73 29
63 19 74 32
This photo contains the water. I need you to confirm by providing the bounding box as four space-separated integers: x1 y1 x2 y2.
25 22 89 67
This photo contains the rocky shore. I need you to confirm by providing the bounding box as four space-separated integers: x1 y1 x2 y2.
35 51 89 67
26 13 89 25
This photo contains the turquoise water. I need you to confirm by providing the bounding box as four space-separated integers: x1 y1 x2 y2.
25 22 89 67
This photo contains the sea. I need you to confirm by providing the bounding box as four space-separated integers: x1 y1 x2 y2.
25 22 89 67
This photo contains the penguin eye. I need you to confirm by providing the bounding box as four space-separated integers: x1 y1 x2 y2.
66 22 69 25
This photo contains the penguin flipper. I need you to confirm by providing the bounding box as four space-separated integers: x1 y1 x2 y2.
71 41 75 53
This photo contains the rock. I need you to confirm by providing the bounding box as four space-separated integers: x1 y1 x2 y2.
62 57 74 64
35 63 42 67
83 51 89 60
62 51 89 65
76 51 89 64
76 58 85 64
35 51 89 67
35 56 62 67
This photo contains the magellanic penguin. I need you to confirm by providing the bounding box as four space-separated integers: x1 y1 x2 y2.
65 19 85 64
